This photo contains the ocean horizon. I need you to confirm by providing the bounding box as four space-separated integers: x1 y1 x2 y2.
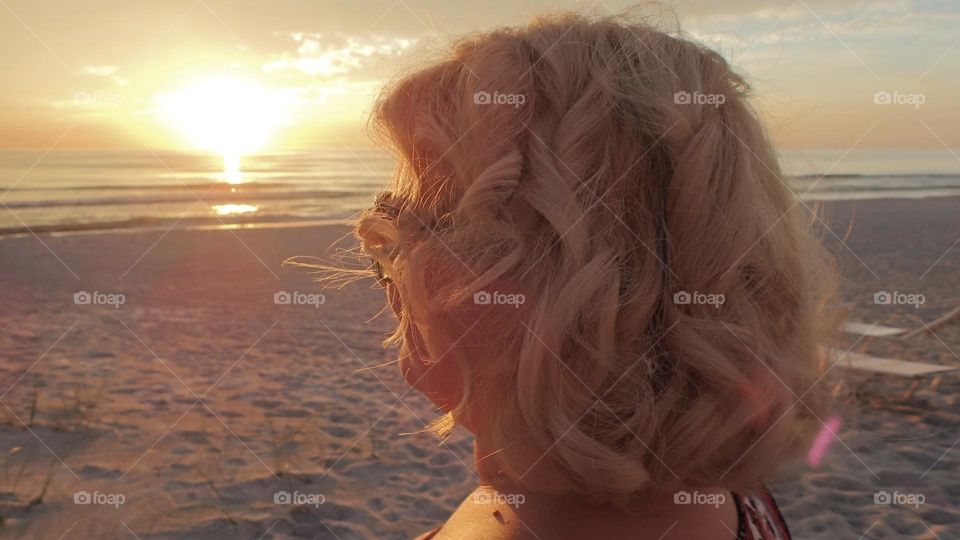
1 147 958 237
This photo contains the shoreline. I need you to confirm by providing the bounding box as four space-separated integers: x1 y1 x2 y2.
2 193 959 241
0 216 356 240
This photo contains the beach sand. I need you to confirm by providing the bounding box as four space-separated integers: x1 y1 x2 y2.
0 197 958 539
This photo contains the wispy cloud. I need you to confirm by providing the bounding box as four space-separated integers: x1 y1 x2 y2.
262 32 417 77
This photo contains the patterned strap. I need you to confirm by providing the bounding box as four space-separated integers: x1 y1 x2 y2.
733 487 792 540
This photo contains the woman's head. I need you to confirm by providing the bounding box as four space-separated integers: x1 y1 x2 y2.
355 12 837 500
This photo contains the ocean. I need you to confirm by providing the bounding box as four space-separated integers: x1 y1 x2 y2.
1 148 958 237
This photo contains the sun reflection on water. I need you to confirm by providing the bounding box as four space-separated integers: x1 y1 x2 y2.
212 203 258 216
223 153 243 184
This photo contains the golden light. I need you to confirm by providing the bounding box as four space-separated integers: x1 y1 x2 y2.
212 203 259 216
160 76 285 184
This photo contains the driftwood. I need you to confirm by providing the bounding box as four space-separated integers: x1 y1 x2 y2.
901 305 960 340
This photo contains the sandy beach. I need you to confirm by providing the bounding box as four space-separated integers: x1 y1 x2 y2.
0 196 958 539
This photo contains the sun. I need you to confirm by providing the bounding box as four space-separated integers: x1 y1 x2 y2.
161 76 285 183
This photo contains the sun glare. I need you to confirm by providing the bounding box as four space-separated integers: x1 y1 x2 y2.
161 76 285 184
212 203 259 216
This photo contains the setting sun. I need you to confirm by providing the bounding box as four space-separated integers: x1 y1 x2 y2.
159 76 286 183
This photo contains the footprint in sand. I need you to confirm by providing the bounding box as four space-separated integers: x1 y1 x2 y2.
326 426 357 438
78 464 122 480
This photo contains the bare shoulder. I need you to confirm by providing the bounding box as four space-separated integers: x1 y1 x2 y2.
427 487 535 540
424 486 740 540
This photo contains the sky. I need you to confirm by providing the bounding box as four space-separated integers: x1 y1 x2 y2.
0 0 957 153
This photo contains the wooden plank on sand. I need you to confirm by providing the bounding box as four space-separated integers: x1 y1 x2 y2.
843 321 908 337
832 349 958 378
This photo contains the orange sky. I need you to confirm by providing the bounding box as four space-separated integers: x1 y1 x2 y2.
0 0 958 152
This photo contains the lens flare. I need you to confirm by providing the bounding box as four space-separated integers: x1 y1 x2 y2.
807 415 841 467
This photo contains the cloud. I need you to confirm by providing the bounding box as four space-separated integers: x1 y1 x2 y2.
262 32 416 77
689 0 960 67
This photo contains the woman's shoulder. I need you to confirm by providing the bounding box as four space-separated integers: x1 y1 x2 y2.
412 485 775 540
415 487 532 540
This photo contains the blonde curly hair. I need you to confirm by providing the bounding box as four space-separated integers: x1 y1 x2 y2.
352 11 838 501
